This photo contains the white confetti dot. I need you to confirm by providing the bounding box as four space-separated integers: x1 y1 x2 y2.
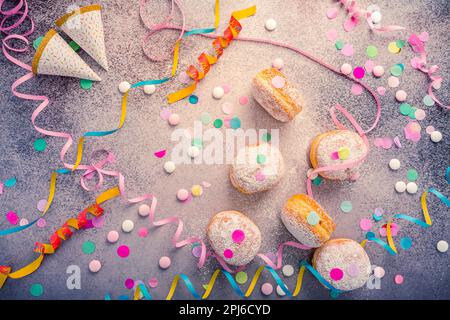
430 131 442 143
282 264 294 277
340 63 352 75
272 58 284 69
371 11 382 24
188 146 200 158
138 204 150 217
212 86 224 99
395 181 406 193
118 81 131 93
406 182 418 194
122 220 134 233
163 161 176 173
276 284 288 296
143 84 156 95
437 240 448 253
389 159 401 170
265 18 277 31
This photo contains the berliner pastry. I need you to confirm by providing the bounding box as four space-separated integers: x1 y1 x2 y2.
281 194 335 247
310 130 368 180
230 143 284 194
207 210 261 266
251 68 303 122
313 238 371 291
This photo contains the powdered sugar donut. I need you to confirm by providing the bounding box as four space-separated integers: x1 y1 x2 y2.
207 211 261 266
230 144 285 194
313 238 371 291
310 130 368 180
281 194 335 247
251 68 303 122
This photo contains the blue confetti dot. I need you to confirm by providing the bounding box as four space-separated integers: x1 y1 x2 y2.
230 117 241 129
366 231 375 240
188 95 198 104
118 295 130 300
373 213 383 222
400 237 412 250
4 177 17 188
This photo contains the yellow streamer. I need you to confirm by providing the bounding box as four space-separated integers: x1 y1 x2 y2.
96 186 121 204
214 0 220 29
386 220 398 254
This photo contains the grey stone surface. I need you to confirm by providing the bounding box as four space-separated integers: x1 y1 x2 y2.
0 0 449 300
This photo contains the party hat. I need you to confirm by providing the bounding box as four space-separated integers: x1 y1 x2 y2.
56 4 109 71
32 29 101 81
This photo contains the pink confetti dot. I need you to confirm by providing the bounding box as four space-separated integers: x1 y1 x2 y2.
330 268 344 281
380 223 399 237
92 216 104 228
381 137 393 149
222 84 231 94
255 170 266 181
231 229 245 244
394 274 404 284
160 108 171 121
271 76 286 88
178 71 190 84
364 60 375 73
138 227 148 238
37 199 48 212
5 211 18 225
326 7 339 19
192 245 202 258
426 126 435 134
343 17 357 32
414 109 426 121
351 83 363 95
125 278 134 289
154 149 167 158
159 256 171 269
223 249 234 259
222 102 234 115
148 278 158 288
107 230 119 243
89 259 102 273
377 86 386 95
261 282 273 295
326 29 338 42
342 43 354 57
36 218 46 228
239 96 249 105
117 245 130 258
360 218 372 231
353 67 365 79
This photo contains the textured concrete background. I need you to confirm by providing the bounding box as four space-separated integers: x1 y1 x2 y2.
0 0 449 300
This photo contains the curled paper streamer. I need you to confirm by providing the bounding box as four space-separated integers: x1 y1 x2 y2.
0 187 120 288
126 260 344 300
367 167 450 255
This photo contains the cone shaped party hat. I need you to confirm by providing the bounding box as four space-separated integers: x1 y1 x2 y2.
56 4 109 71
32 29 101 81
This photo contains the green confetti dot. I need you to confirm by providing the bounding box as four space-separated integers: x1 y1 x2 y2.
366 45 378 58
33 138 47 152
262 132 271 143
191 138 203 148
396 39 405 48
230 117 241 129
213 119 223 128
408 107 416 119
4 177 17 187
399 103 412 116
256 154 266 164
407 169 419 182
33 36 44 50
423 95 435 107
30 283 44 297
235 271 248 284
312 176 322 186
188 95 198 104
390 64 403 77
82 240 96 255
307 211 320 225
80 79 93 90
335 40 344 50
200 112 212 125
340 200 353 213
69 40 81 52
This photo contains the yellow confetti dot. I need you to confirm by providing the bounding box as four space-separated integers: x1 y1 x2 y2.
191 185 203 197
338 147 350 160
388 42 401 54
